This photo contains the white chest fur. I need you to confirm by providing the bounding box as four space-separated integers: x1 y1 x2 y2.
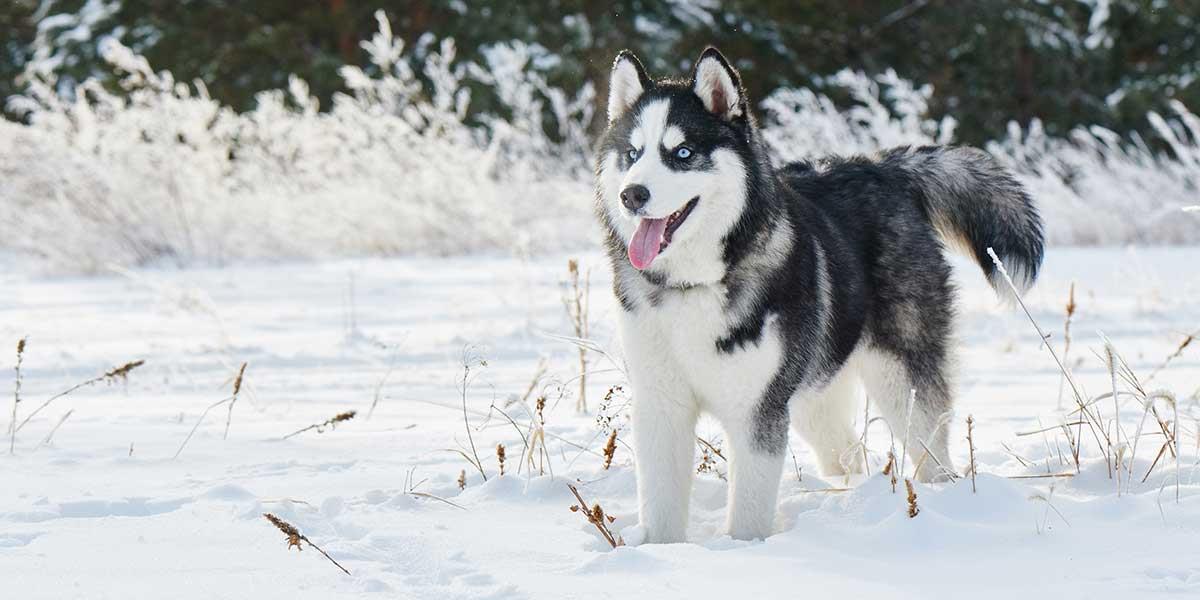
618 284 784 423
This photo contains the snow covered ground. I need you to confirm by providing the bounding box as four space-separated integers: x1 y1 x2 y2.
2 247 1198 599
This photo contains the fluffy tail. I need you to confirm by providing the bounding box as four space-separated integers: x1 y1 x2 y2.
883 146 1045 296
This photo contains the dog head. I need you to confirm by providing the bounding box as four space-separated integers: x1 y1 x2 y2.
596 48 761 286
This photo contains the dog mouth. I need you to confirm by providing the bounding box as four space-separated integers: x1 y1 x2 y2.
627 197 699 270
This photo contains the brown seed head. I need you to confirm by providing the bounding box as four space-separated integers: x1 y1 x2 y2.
602 430 617 470
232 362 247 395
264 513 305 551
105 360 145 381
905 479 919 518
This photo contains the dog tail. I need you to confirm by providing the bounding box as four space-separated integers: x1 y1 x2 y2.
884 146 1045 297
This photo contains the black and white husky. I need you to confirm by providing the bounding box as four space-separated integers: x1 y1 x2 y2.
594 48 1044 543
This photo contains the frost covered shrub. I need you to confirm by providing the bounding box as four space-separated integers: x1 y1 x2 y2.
2 14 1198 274
1 11 594 272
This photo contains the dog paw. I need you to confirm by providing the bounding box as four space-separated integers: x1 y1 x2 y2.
618 523 647 546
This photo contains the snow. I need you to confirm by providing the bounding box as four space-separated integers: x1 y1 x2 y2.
2 247 1199 599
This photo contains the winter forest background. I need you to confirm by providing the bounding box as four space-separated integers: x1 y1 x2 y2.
1 0 1199 272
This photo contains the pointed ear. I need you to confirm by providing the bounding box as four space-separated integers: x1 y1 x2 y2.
691 47 745 120
607 50 650 123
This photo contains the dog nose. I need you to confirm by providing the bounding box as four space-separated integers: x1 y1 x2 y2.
620 185 651 213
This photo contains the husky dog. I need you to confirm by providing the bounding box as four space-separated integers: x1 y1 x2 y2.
594 48 1044 543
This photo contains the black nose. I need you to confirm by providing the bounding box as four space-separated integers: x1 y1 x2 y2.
620 185 651 213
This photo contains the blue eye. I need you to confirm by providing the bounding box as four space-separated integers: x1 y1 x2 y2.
627 148 640 161
675 147 692 159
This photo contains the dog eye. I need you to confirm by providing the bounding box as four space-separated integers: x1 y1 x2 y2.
627 148 640 161
675 147 692 159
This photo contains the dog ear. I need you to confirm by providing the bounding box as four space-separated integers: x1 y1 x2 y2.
691 47 745 120
608 50 651 123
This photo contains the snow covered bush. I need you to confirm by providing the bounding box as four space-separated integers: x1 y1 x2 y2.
1 11 594 272
2 12 1198 273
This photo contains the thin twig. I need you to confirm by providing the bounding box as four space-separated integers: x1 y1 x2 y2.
15 359 145 434
459 347 488 481
567 483 621 548
282 411 357 440
223 362 247 440
262 513 351 576
966 415 977 493
174 396 233 459
9 337 27 455
38 409 74 447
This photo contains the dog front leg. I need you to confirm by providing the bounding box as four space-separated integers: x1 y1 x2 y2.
724 420 786 541
629 372 698 544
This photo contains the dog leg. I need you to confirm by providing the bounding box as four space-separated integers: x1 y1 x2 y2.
630 382 698 543
790 364 863 477
724 420 785 540
859 348 955 482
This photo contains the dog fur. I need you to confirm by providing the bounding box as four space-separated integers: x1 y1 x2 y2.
594 48 1044 543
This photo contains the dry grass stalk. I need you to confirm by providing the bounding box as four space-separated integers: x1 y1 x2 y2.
696 436 727 462
520 395 551 477
602 430 618 470
966 415 977 493
9 337 27 455
1055 282 1076 410
563 259 591 413
14 359 145 437
987 248 1110 474
458 347 489 481
223 362 247 440
1007 473 1076 480
404 466 467 511
883 450 898 493
263 513 351 576
1102 337 1125 489
899 389 916 479
457 469 466 490
696 437 727 479
368 345 401 419
514 358 548 408
38 409 74 447
905 479 919 518
174 362 255 458
567 483 622 548
1145 332 1195 384
496 443 506 476
281 411 356 440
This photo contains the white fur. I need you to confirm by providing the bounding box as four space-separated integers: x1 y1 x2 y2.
854 347 954 482
661 125 685 149
608 58 645 123
790 364 863 476
693 57 742 118
621 283 786 541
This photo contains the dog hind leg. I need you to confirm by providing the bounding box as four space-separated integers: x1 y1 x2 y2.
789 364 864 477
858 347 955 482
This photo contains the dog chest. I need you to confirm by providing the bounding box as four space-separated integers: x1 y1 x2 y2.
624 285 784 414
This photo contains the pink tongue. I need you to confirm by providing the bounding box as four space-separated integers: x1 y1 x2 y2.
628 217 668 270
